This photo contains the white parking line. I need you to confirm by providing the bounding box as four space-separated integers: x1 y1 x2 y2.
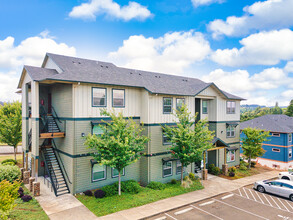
154 216 166 220
285 200 293 211
270 195 282 210
174 207 193 215
277 198 289 212
248 188 257 201
254 190 265 204
165 213 177 220
190 205 223 220
221 194 234 200
214 199 269 220
238 188 243 197
199 200 214 206
261 193 273 207
242 187 250 199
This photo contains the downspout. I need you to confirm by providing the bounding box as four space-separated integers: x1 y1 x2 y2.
148 92 151 183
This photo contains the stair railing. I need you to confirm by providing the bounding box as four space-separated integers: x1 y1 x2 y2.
39 106 49 133
28 129 32 151
52 139 72 185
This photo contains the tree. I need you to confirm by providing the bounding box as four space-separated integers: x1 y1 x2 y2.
285 100 293 117
241 127 270 169
0 102 22 161
163 104 214 185
84 109 149 195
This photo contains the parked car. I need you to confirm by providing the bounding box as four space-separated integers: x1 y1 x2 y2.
278 171 293 181
254 179 293 201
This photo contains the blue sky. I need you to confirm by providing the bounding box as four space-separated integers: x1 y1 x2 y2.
0 0 292 106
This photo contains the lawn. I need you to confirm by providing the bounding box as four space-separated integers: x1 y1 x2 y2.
0 154 23 167
76 180 203 217
9 186 49 220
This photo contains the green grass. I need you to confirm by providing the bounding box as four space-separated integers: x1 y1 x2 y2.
76 180 203 217
9 186 49 220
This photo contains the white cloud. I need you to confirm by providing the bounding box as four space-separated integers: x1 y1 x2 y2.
69 0 152 21
284 61 293 73
108 30 211 74
211 29 293 67
281 90 293 99
191 0 224 8
208 0 293 38
0 31 76 101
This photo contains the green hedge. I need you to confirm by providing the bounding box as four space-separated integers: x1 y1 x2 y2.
0 165 21 182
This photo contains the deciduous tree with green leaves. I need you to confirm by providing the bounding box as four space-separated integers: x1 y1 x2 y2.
241 127 270 169
84 109 149 195
0 102 22 161
163 104 214 185
285 100 293 117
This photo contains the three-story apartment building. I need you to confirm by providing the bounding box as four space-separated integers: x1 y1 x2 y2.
18 53 244 196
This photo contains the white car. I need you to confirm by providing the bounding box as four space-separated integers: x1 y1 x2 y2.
279 171 293 181
254 179 293 201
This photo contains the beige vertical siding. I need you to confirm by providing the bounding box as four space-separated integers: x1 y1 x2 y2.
43 57 63 73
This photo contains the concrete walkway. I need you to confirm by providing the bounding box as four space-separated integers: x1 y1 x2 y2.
34 177 97 220
98 170 280 220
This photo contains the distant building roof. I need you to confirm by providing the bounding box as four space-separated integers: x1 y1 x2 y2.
240 114 293 133
18 53 244 100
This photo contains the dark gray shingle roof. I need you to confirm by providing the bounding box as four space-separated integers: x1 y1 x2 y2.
22 53 244 99
240 114 293 133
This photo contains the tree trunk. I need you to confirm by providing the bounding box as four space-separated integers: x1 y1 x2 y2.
181 165 184 185
118 172 121 196
14 146 17 161
248 155 251 169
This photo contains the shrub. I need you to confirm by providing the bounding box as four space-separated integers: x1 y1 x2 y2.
208 164 221 175
94 189 105 198
170 179 177 184
251 161 256 168
189 173 197 181
18 187 24 193
147 181 166 190
120 180 141 194
0 180 21 220
240 160 249 167
2 162 16 166
182 176 193 188
83 190 93 196
229 172 235 177
1 159 17 165
21 195 32 202
101 184 117 197
0 165 21 182
183 175 189 181
228 166 236 173
239 164 247 171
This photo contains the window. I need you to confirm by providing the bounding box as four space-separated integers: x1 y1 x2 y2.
176 161 185 175
92 88 106 107
112 168 125 178
162 131 171 145
226 125 235 138
227 101 236 114
272 148 280 152
289 134 292 142
227 150 235 162
202 100 208 114
176 98 185 111
163 161 172 177
163 98 172 114
92 125 104 136
271 133 280 137
92 164 106 181
112 89 125 107
289 148 292 158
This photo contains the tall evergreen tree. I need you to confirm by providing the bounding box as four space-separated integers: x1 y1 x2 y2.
285 100 293 117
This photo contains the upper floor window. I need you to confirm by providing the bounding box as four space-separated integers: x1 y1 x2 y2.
227 125 235 138
271 133 280 137
176 160 185 175
289 134 292 142
163 97 172 114
162 131 172 145
227 101 236 114
112 89 125 107
176 98 185 111
202 100 208 114
92 163 106 182
272 148 280 152
163 161 172 177
92 88 106 107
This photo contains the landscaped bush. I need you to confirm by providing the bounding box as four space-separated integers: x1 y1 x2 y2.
170 179 177 184
189 173 197 181
18 187 24 198
240 160 249 167
94 189 106 198
229 172 235 177
21 195 32 202
208 164 221 175
120 180 141 194
147 181 166 190
251 161 256 168
1 162 16 166
0 165 21 182
83 190 93 196
182 176 193 188
239 164 247 171
101 184 117 197
228 166 236 173
1 159 17 165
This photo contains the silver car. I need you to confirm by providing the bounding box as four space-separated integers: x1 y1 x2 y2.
254 179 293 201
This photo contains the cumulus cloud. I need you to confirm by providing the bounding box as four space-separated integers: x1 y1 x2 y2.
69 0 152 21
208 0 293 38
211 29 293 67
191 0 224 8
281 90 293 99
108 30 211 74
0 31 76 101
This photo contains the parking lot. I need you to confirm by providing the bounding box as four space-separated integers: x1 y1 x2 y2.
145 185 293 220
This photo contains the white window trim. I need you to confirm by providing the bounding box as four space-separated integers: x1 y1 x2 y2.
227 101 236 114
92 164 107 182
176 160 185 175
202 100 208 114
163 97 173 114
227 150 235 163
92 87 107 107
271 133 280 137
272 148 280 152
227 125 236 138
176 98 185 110
289 134 292 142
163 161 173 177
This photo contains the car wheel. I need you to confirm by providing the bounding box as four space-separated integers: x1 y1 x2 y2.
282 176 290 180
257 185 265 193
290 195 293 202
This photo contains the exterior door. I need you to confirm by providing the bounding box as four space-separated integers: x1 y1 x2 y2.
207 150 217 167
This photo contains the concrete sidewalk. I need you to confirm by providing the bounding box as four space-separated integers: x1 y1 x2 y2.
98 170 279 220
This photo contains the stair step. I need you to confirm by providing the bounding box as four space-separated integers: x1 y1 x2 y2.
56 192 70 196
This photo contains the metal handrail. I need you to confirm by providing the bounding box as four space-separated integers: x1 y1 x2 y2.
51 107 62 123
28 129 32 150
52 139 72 184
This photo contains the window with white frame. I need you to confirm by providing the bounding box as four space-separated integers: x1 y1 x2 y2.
92 164 106 181
92 88 106 107
227 101 236 114
176 160 185 175
289 148 292 158
289 134 292 142
226 125 235 138
112 168 125 178
112 89 125 107
227 150 235 162
271 133 280 137
163 161 172 177
176 98 185 111
272 148 280 152
163 98 172 114
202 100 208 114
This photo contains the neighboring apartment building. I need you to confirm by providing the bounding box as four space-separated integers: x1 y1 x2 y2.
240 115 293 170
18 53 244 196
